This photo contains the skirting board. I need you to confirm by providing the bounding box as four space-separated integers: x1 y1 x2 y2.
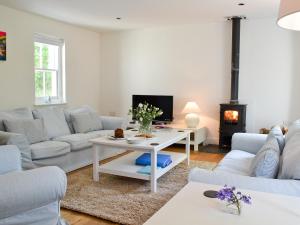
205 137 218 145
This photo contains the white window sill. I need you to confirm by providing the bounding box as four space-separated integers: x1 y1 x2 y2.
34 102 67 106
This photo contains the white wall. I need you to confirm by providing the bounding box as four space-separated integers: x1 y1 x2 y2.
1 4 299 143
0 5 102 111
100 19 300 143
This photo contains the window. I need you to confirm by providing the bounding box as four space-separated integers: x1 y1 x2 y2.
34 33 65 105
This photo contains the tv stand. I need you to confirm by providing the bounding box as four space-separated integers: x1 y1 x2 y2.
153 121 171 125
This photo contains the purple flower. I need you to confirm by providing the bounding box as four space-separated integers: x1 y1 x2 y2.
240 195 251 204
217 185 252 205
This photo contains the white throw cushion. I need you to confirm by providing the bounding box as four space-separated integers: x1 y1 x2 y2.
286 119 300 142
33 107 71 139
279 132 300 179
71 112 103 133
0 107 33 131
250 137 280 178
3 119 49 144
267 126 285 153
64 105 99 133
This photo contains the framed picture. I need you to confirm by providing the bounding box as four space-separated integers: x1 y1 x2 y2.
0 31 6 61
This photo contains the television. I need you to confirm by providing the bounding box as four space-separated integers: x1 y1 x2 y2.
132 95 173 123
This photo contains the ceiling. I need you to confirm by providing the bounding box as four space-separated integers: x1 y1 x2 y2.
0 0 281 31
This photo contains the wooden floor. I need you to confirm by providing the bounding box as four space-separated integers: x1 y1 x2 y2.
61 145 225 225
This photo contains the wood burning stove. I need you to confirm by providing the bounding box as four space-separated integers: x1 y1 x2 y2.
219 16 247 150
220 104 246 149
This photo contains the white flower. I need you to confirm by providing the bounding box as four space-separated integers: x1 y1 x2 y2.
139 117 143 121
138 103 143 108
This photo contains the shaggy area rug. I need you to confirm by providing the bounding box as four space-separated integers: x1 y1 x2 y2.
61 160 217 225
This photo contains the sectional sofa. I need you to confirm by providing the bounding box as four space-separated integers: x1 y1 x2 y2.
189 123 300 197
0 106 127 172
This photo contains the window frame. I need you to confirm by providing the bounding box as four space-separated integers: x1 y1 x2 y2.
34 33 66 105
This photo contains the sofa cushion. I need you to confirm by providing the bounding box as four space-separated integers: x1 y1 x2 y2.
53 129 113 151
31 141 70 160
214 150 255 176
250 137 280 178
33 107 71 139
279 133 300 179
3 119 49 144
0 107 33 131
53 134 92 151
87 130 114 138
267 126 285 153
71 111 103 133
64 105 99 133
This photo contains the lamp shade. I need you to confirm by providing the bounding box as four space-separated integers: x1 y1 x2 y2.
278 0 300 31
182 102 201 114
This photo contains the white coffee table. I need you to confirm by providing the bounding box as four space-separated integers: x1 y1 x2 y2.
90 129 191 193
144 181 300 225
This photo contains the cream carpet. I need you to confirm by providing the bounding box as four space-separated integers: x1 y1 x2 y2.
61 159 217 225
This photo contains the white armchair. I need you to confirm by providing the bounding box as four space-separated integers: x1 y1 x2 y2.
0 145 68 225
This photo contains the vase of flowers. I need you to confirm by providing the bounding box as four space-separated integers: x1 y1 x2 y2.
216 185 251 215
129 103 163 135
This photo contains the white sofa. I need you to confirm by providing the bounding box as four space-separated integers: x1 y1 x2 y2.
189 132 300 197
0 106 127 172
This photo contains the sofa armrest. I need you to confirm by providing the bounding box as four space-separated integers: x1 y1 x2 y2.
0 166 67 219
0 131 32 165
100 116 128 130
0 145 22 174
231 133 267 154
189 168 300 197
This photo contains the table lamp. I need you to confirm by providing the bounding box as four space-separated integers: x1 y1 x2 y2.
278 0 300 31
182 102 201 128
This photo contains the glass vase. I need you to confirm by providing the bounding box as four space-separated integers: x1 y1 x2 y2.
221 202 241 215
138 121 152 135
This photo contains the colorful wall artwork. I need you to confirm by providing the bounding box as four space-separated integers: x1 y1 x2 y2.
0 31 6 61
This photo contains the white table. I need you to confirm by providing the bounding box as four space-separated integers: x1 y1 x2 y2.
169 124 207 151
90 129 191 193
144 182 300 225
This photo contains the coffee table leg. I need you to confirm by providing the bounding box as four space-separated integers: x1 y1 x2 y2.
151 151 157 193
93 145 100 182
186 133 190 166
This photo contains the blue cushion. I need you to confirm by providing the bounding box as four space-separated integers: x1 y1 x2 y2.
135 153 172 168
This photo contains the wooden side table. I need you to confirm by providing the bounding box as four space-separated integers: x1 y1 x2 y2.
169 124 207 151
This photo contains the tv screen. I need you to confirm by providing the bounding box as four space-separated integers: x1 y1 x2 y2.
132 95 173 122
